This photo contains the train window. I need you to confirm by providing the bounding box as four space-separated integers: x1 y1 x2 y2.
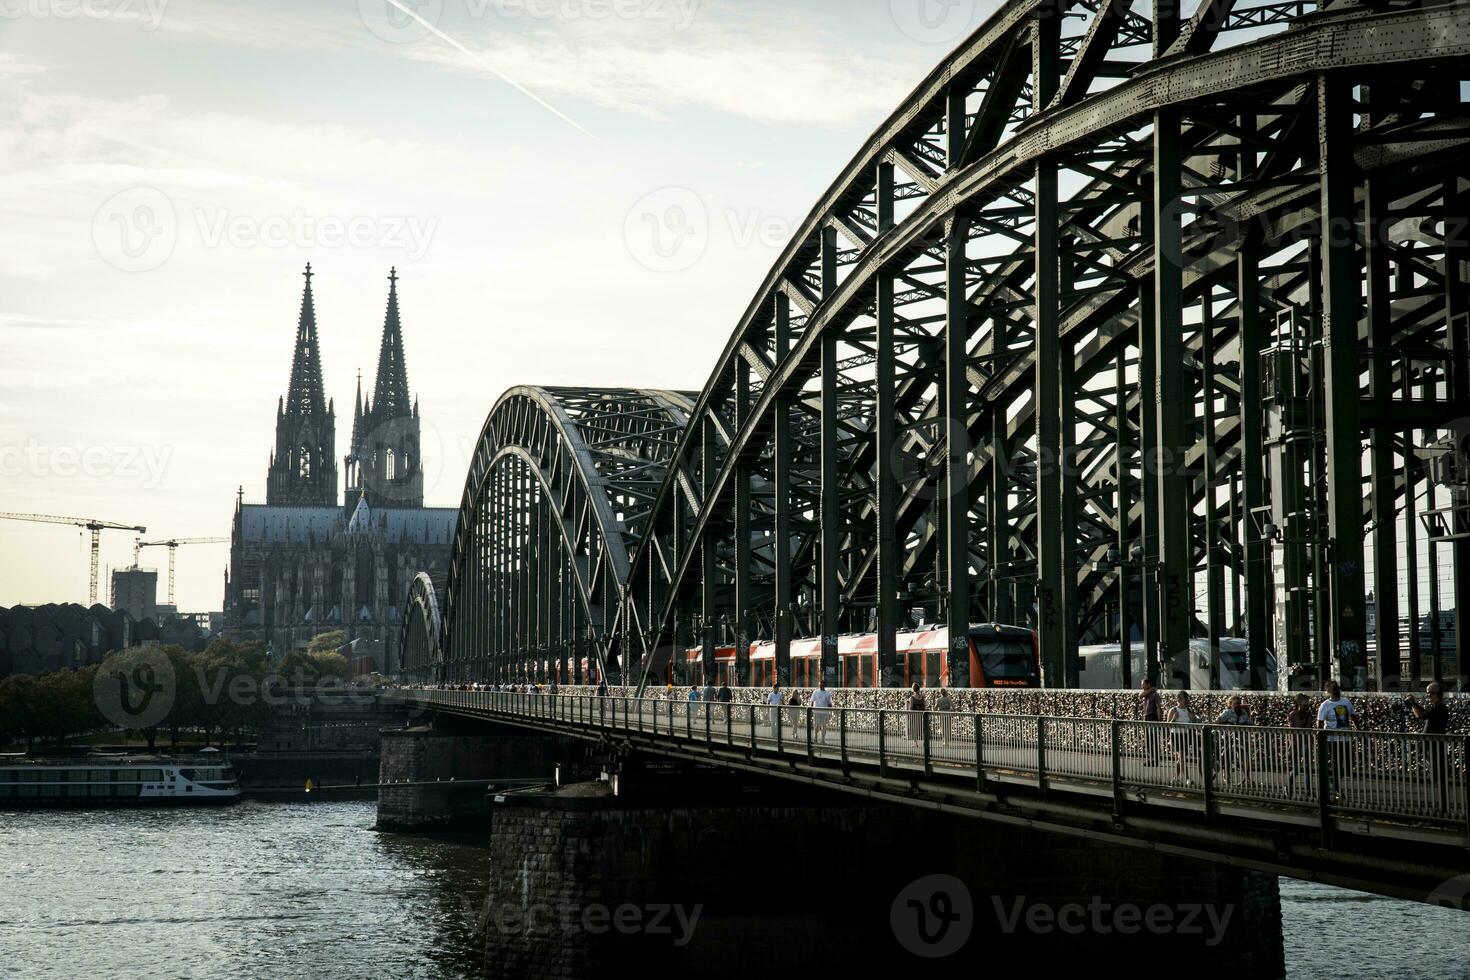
924 651 942 684
904 652 921 687
974 638 1037 682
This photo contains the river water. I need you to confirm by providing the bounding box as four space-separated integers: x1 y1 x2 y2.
1 801 1466 979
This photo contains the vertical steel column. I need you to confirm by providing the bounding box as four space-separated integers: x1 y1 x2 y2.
1153 106 1192 689
1138 181 1161 684
1404 406 1422 683
1115 349 1133 686
490 466 500 681
1365 175 1400 689
990 322 1012 625
773 291 794 685
1317 74 1368 690
820 225 842 684
513 464 523 683
1036 154 1067 687
946 213 974 686
735 360 753 687
1032 0 1063 678
702 413 719 684
1445 179 1470 686
1202 291 1224 688
1238 236 1270 689
875 161 900 687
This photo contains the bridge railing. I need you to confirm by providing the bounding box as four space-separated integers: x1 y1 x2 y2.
386 690 1470 844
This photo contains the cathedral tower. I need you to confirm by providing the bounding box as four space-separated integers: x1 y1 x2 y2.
347 268 423 509
266 264 339 506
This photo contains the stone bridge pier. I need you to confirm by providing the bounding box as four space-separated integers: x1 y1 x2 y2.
375 715 585 831
478 756 1284 978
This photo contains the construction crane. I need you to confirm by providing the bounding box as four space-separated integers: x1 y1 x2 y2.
0 512 148 606
133 537 230 606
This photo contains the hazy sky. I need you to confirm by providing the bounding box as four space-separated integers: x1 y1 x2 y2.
0 0 996 612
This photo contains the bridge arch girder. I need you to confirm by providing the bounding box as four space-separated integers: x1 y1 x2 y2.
441 386 696 682
400 571 444 683
608 0 1470 693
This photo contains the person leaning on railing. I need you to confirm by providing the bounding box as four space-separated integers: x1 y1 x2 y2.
1316 681 1359 800
1407 682 1451 810
1215 695 1254 787
1284 693 1314 797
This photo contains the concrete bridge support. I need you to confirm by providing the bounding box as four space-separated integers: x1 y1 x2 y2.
479 761 1284 977
376 719 580 831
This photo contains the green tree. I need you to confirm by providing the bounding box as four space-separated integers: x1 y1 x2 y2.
277 647 350 686
307 630 347 655
0 674 41 749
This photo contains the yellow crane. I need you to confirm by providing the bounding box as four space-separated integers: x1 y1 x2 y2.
132 537 230 606
0 512 148 606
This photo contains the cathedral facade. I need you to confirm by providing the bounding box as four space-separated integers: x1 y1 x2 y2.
222 266 456 673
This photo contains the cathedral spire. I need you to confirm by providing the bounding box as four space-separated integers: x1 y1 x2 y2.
285 263 328 420
371 267 411 421
348 267 423 510
266 263 338 506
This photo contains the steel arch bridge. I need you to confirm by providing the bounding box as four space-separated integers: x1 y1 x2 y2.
425 0 1470 694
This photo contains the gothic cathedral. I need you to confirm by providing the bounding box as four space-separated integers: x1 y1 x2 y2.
223 266 456 673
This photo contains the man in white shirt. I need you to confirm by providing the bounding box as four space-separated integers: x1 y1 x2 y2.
767 683 783 738
810 682 834 743
1316 680 1358 797
1316 681 1358 737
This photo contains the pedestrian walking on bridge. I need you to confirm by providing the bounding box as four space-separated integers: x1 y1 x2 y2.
905 683 927 745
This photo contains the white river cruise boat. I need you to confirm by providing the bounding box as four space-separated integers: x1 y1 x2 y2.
0 753 242 807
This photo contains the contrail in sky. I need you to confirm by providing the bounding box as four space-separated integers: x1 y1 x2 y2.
381 0 594 138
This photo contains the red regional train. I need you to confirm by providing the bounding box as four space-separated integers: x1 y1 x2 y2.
680 623 1041 689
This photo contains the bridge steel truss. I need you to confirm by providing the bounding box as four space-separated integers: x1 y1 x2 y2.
401 571 444 682
435 1 1470 693
433 387 697 683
